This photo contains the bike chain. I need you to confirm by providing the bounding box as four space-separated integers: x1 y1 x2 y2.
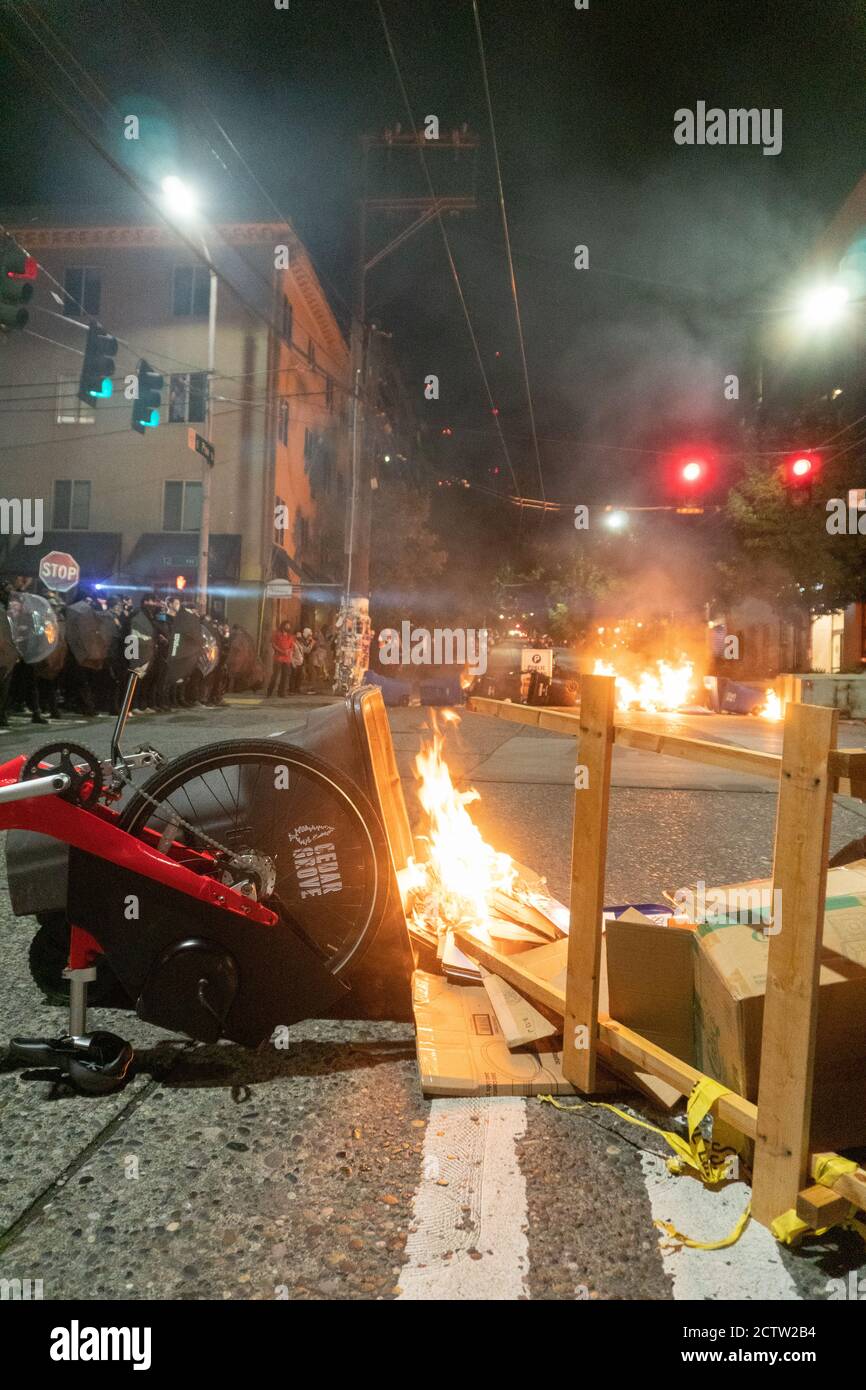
115 763 242 866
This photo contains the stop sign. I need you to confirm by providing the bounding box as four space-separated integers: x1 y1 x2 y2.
38 550 80 593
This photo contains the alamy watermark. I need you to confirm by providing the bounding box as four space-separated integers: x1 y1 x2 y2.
379 622 488 676
672 879 782 935
826 495 866 535
0 497 43 546
674 102 782 157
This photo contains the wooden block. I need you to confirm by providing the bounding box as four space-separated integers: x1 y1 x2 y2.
751 703 838 1228
563 674 615 1092
796 1184 851 1229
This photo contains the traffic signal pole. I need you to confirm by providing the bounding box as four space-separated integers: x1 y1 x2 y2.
334 129 479 692
196 251 218 617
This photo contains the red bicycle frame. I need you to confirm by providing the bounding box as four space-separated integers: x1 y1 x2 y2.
0 752 278 970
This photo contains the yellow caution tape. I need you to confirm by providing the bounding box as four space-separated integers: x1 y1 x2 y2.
539 1078 751 1249
770 1154 866 1246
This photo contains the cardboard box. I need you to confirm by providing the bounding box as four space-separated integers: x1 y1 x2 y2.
412 969 576 1097
606 862 866 1150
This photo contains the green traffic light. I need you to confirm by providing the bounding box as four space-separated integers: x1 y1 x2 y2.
88 377 113 399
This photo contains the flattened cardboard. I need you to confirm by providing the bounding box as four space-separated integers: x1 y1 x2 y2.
412 970 575 1097
605 916 696 1065
480 967 560 1048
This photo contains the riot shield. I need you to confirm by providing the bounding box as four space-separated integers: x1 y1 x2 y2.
65 600 115 670
165 606 203 684
198 617 220 677
4 592 60 665
128 610 156 675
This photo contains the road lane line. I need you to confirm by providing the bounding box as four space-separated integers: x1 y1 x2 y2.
398 1097 530 1300
639 1152 800 1300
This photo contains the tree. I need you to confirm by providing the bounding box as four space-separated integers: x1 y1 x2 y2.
723 442 866 616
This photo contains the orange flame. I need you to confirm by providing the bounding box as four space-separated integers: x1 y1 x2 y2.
593 657 696 713
759 690 784 722
402 716 516 936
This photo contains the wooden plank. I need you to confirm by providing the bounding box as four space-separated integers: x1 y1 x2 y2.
469 695 862 793
796 1184 851 1228
810 1154 866 1214
597 1021 759 1138
562 674 615 1092
612 724 781 781
453 929 566 1016
360 687 415 874
467 695 585 737
751 703 838 1228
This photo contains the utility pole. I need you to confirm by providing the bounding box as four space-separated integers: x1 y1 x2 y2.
335 126 479 691
196 244 218 617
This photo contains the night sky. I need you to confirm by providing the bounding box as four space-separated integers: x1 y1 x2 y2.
2 0 865 518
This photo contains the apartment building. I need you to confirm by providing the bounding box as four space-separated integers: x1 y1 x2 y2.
0 210 350 643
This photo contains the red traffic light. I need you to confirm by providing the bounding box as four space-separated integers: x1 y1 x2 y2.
681 458 706 484
785 451 820 486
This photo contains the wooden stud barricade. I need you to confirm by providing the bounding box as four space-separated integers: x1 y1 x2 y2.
462 684 866 1232
562 674 615 1092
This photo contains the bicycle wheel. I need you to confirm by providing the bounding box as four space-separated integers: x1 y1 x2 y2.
118 739 390 978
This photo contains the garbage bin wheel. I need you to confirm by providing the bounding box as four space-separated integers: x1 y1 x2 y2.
118 739 390 979
29 912 130 1006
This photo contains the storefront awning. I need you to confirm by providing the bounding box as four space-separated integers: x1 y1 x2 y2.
1 531 122 583
124 532 241 583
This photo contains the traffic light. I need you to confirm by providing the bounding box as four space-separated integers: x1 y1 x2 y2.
783 451 820 503
0 244 37 331
131 359 163 433
785 451 820 485
680 456 708 487
78 322 117 402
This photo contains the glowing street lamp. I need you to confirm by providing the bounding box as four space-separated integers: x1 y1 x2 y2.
161 175 199 220
604 509 628 530
799 283 849 330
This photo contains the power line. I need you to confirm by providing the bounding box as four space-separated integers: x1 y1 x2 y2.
127 0 352 321
374 0 521 500
472 0 545 509
0 21 353 395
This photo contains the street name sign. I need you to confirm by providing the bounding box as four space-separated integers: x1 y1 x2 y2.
187 429 215 467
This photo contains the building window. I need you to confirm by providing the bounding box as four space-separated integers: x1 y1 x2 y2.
56 375 94 425
278 397 289 445
325 375 334 411
274 494 287 546
53 480 91 530
294 509 310 554
163 480 203 532
281 295 293 344
172 264 210 317
62 267 101 318
169 372 207 423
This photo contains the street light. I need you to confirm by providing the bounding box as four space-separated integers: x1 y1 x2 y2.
161 175 217 618
161 175 199 220
799 283 849 329
604 509 628 530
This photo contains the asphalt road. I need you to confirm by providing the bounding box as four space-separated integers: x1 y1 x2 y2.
1 696 865 1302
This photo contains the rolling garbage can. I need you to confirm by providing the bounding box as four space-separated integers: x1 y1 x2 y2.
419 675 463 706
361 669 412 706
721 681 765 715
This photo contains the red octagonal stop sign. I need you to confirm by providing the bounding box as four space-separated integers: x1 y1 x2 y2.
38 549 80 593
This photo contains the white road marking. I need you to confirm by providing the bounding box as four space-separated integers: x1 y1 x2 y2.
398 1097 530 1301
639 1152 801 1300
